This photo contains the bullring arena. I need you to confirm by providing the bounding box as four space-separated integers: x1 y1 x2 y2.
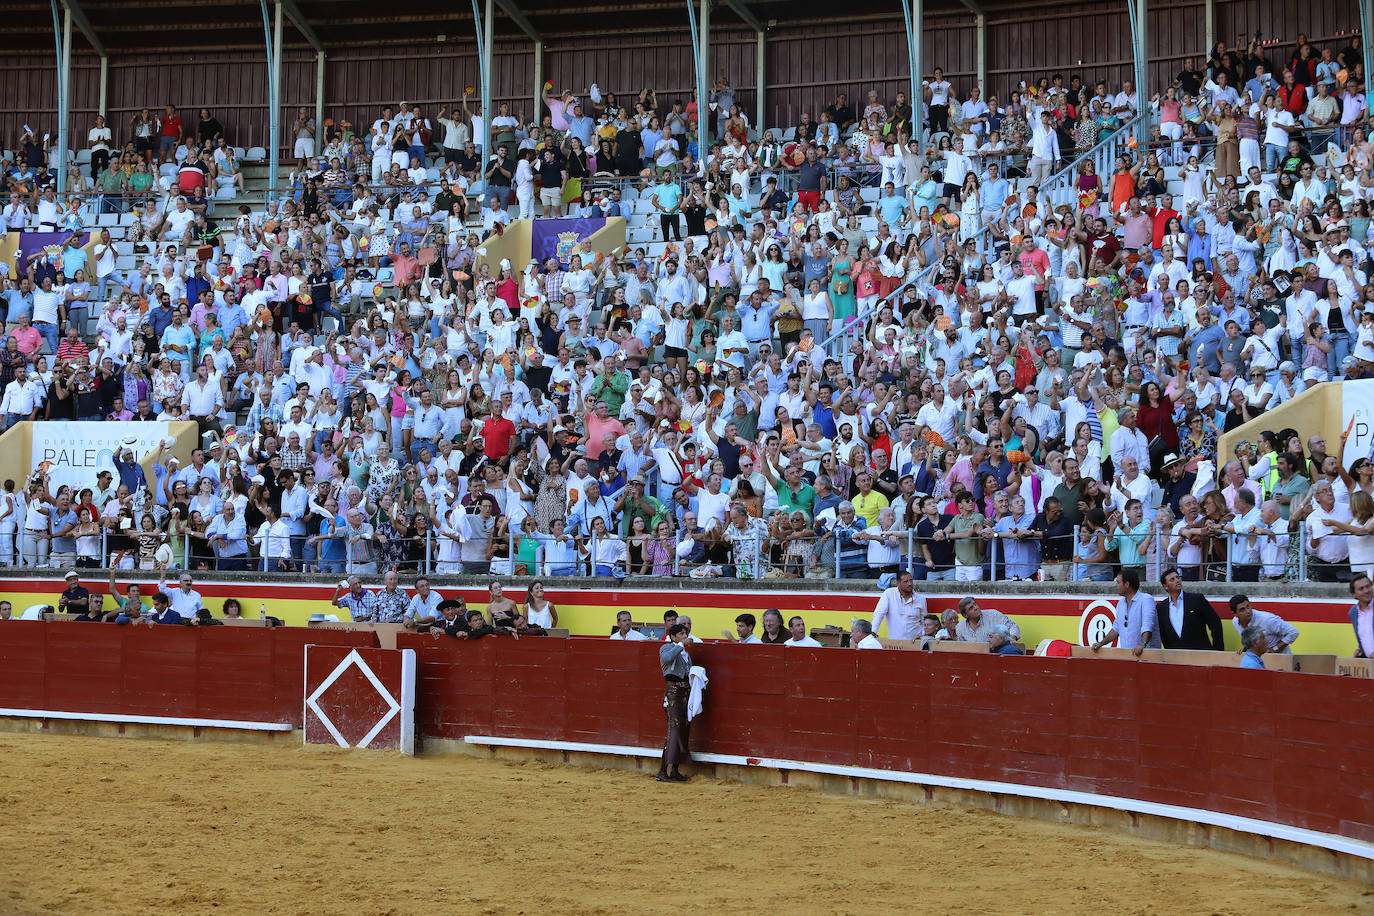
5 0 1374 911
3 572 1374 913
2 734 1369 914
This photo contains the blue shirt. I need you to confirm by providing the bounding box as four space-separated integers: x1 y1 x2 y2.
148 304 175 339
912 179 940 214
319 514 347 564
876 194 906 224
219 301 249 337
652 182 681 212
983 176 1010 212
736 302 777 342
61 246 88 277
1240 651 1266 669
3 289 33 319
49 509 80 552
1189 324 1225 373
113 457 146 496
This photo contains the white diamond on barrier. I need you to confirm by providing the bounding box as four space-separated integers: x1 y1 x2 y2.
306 649 401 749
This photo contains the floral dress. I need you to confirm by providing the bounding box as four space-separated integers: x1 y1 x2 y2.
532 466 568 533
1178 429 1217 466
367 457 401 501
376 516 408 570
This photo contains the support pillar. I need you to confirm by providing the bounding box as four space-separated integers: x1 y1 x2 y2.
57 7 71 193
698 0 711 152
1204 0 1215 57
533 40 543 127
1130 0 1149 145
98 56 108 118
315 50 325 148
903 0 923 148
975 12 986 93
1363 0 1374 115
755 29 766 135
483 0 494 158
268 0 283 203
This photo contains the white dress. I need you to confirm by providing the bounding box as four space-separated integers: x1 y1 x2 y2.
959 191 982 243
1350 529 1374 577
1181 165 1205 208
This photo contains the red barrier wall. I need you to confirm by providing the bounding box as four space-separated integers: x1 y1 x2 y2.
0 622 378 727
1 624 1370 847
397 636 1374 846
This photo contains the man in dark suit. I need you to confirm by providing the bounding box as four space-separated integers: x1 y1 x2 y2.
133 591 182 627
1156 567 1224 649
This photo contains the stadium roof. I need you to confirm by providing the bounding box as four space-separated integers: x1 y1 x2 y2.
3 0 1017 53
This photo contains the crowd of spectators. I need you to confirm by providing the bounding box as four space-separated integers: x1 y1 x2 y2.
0 29 1372 586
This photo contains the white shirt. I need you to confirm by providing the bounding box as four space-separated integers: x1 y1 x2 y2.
1308 504 1353 561
1109 425 1150 474
169 587 204 617
182 378 223 417
0 379 42 416
873 586 927 640
609 628 649 641
696 488 731 531
915 399 958 445
785 635 824 647
1230 608 1300 653
32 289 61 324
1263 109 1295 147
855 633 884 649
1166 593 1185 641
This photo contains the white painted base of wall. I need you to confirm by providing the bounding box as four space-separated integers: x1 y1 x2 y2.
465 734 1374 862
0 708 292 731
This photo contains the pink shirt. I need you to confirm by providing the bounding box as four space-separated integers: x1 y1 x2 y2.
10 326 41 357
948 456 977 496
1017 248 1050 291
264 274 288 302
549 98 571 131
584 414 625 460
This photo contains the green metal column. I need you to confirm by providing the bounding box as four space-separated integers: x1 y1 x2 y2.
1129 0 1149 145
902 0 923 148
1363 0 1374 114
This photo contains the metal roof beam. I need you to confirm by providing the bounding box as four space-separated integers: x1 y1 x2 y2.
955 0 984 13
60 0 106 57
493 0 540 41
279 0 324 51
721 0 763 32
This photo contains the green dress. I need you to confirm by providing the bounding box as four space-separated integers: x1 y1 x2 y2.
829 256 857 325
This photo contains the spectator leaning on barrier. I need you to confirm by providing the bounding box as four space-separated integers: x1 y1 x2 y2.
1228 593 1299 654
1093 567 1160 656
954 596 1021 643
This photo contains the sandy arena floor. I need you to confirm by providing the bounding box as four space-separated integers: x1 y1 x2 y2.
0 732 1368 915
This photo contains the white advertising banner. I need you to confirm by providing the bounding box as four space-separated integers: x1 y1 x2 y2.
31 421 170 494
1343 379 1374 470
